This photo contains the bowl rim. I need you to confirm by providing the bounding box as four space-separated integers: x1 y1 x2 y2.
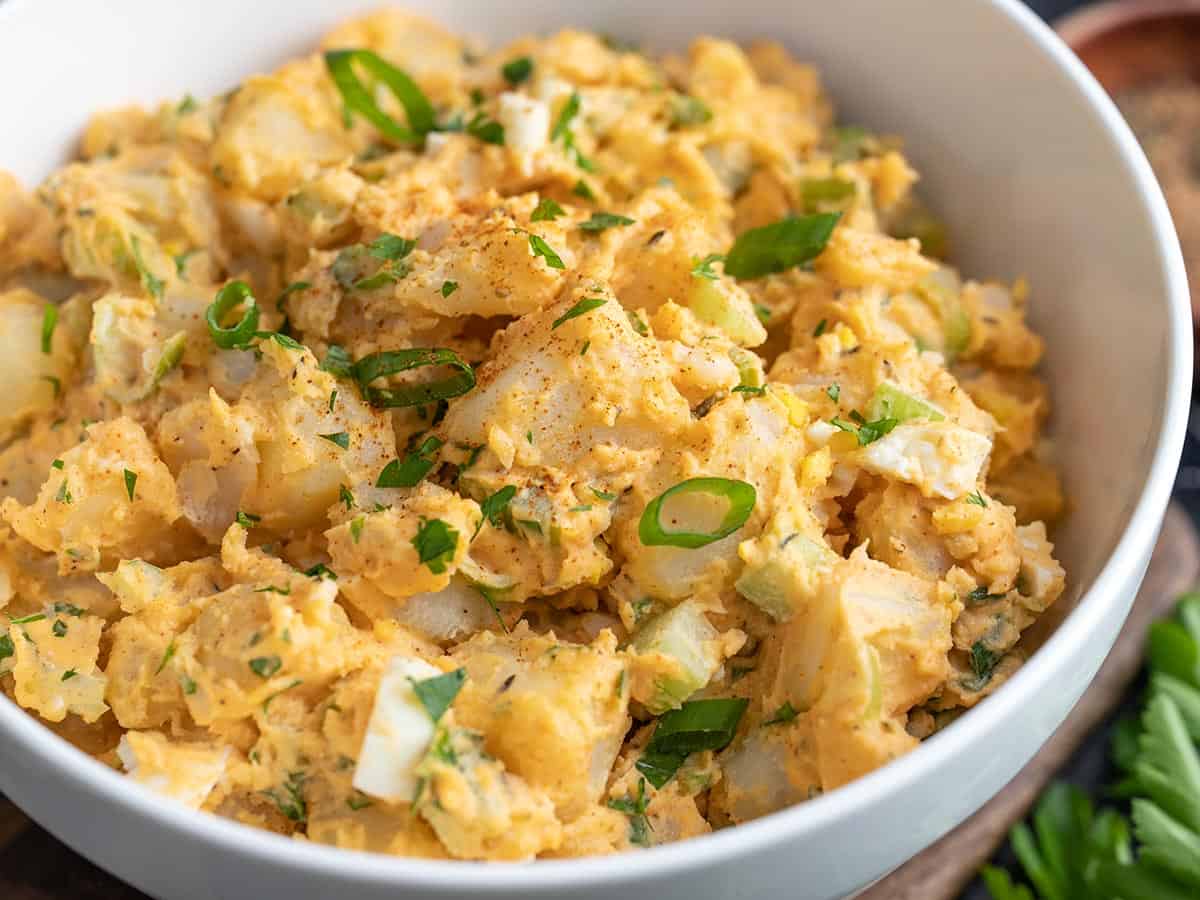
0 0 1191 891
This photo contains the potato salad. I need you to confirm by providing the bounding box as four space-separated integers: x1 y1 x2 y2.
0 10 1066 860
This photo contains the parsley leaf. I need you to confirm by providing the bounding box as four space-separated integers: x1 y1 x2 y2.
531 197 565 222
552 297 606 329
763 701 798 726
377 435 443 488
691 253 724 280
579 212 635 233
410 668 467 722
319 431 350 450
527 233 565 269
123 469 137 501
249 656 283 679
501 56 534 85
412 518 459 574
477 485 517 535
441 280 458 297
724 213 841 280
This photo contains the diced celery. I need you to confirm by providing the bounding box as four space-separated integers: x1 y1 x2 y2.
632 601 720 714
799 177 856 212
729 347 764 389
866 381 944 424
687 278 767 347
735 534 835 621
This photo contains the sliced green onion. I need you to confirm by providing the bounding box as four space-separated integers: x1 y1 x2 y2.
669 95 713 128
40 305 57 354
320 345 355 378
319 431 350 450
410 668 466 722
799 177 856 211
724 213 841 280
150 332 187 385
352 348 475 408
552 297 606 329
249 656 282 679
206 281 261 349
324 49 435 144
638 477 756 549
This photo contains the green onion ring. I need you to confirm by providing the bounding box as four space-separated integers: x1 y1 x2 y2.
638 477 756 548
205 281 261 349
324 49 435 145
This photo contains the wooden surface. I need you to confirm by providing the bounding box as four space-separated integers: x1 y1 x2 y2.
1 505 1197 900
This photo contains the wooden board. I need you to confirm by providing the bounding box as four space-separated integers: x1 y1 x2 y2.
1 504 1196 900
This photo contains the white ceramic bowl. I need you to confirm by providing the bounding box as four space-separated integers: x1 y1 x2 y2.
0 1 1190 898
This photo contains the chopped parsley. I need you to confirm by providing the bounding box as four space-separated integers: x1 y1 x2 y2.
61 668 78 681
0 634 12 662
826 383 841 403
235 510 260 529
129 235 165 300
669 94 713 128
963 641 1000 692
346 793 374 811
579 211 635 233
965 586 1006 606
530 197 565 222
248 656 283 679
552 296 606 329
263 770 308 824
412 518 459 574
550 91 593 170
724 213 841 280
377 435 444 488
813 318 828 337
350 515 365 543
410 668 467 722
123 469 137 501
304 563 337 581
763 701 798 726
319 431 350 450
40 304 57 354
55 480 72 504
181 674 198 695
40 375 61 398
501 56 534 86
830 411 898 446
527 233 565 269
607 777 652 846
320 344 355 379
464 111 505 144
636 698 748 788
477 485 517 535
51 619 67 638
155 641 177 675
51 459 64 470
339 484 355 510
691 253 724 280
440 280 458 297
572 179 596 201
